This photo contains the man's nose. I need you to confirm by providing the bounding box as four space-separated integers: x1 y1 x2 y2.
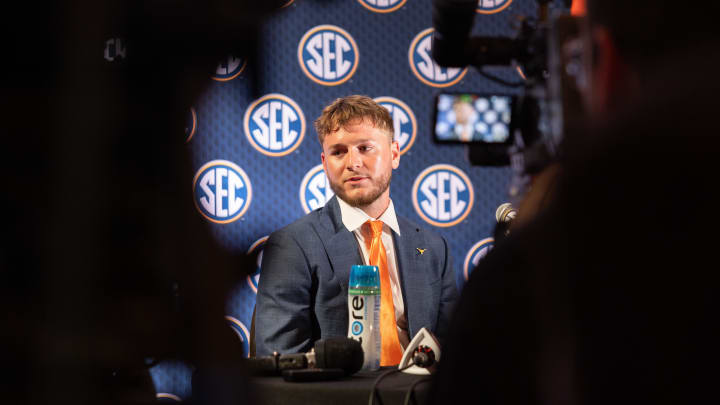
345 148 362 169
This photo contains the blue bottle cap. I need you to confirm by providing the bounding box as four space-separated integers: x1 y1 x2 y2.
349 265 380 288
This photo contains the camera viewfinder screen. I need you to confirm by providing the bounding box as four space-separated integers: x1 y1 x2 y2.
435 94 513 143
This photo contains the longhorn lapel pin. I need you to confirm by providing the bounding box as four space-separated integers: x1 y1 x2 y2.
416 248 426 255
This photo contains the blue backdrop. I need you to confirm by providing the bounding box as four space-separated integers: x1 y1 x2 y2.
143 0 569 400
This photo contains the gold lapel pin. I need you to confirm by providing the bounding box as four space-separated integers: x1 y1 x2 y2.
416 248 426 255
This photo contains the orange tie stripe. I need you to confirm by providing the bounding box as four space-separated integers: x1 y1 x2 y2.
364 220 403 366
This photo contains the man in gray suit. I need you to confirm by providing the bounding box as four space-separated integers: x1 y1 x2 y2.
255 95 459 362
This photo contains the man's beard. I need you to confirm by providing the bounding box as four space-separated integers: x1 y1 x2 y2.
329 171 392 208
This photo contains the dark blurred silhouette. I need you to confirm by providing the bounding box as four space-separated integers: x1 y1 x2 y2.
2 1 286 404
431 1 720 404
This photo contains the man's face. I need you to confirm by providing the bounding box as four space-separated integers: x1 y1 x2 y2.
321 119 400 208
454 102 474 124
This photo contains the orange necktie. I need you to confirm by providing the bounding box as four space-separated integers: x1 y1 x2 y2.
363 220 403 366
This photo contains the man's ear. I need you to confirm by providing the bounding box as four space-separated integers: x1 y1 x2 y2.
391 140 400 170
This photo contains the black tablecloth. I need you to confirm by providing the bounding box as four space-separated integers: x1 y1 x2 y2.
249 368 434 405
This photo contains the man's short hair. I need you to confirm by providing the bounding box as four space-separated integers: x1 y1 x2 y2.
314 95 394 145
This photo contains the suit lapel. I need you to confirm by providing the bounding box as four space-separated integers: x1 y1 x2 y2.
326 232 362 292
394 220 425 337
316 196 363 292
318 199 431 336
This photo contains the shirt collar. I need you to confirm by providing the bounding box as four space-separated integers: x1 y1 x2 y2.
336 197 401 236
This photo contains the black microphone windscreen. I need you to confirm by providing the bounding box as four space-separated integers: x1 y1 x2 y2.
432 0 477 34
246 356 279 376
314 337 363 376
431 0 478 66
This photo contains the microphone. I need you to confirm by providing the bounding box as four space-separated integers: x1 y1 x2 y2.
496 202 517 223
247 337 364 380
431 0 521 68
494 203 517 241
411 345 437 368
431 0 477 67
398 327 442 375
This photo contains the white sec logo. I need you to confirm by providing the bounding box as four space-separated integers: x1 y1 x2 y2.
409 28 467 88
185 107 197 144
212 55 247 81
412 164 474 227
358 0 407 13
193 160 252 224
298 25 359 86
299 164 335 214
374 96 417 155
477 0 513 14
463 238 494 280
225 316 251 358
246 236 268 293
243 94 306 157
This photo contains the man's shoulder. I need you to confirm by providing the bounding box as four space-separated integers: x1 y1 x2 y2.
269 205 331 239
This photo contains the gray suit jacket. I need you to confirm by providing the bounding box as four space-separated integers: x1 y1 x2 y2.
255 196 459 357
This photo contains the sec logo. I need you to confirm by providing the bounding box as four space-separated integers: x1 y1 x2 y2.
463 238 494 280
185 107 197 143
412 164 474 227
298 25 359 86
244 94 306 157
155 394 182 403
299 164 335 214
476 0 513 14
193 160 252 224
358 0 407 13
246 236 268 293
409 28 467 88
225 316 251 358
374 97 417 155
155 392 182 404
212 55 246 81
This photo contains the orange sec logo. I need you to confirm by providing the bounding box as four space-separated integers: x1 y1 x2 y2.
243 94 306 157
298 25 359 86
476 0 513 14
409 28 468 88
463 238 495 280
193 160 252 224
374 96 417 155
412 164 474 227
357 0 407 13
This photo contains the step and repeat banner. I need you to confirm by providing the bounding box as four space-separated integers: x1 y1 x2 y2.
105 0 566 401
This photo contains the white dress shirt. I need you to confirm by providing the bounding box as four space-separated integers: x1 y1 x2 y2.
336 197 410 348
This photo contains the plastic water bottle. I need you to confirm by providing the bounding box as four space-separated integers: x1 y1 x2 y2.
347 264 381 371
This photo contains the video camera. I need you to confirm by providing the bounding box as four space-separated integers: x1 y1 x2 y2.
431 0 584 176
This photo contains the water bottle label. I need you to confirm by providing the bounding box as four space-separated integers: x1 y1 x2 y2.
348 288 380 295
347 293 380 370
